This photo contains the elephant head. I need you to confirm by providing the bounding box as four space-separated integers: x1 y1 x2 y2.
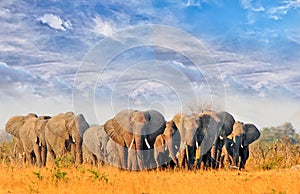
104 109 165 170
163 121 180 165
229 121 260 168
172 111 221 169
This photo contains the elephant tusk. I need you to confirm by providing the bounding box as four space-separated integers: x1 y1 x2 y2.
230 143 234 147
175 145 178 149
128 138 134 153
164 144 168 151
145 138 150 149
219 135 224 140
185 146 189 162
241 145 243 148
196 141 199 149
72 137 76 143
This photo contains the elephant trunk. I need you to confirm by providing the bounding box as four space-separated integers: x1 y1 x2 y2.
233 136 241 167
134 134 144 170
166 138 178 166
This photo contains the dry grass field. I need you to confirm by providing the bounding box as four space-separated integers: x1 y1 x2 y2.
0 163 299 194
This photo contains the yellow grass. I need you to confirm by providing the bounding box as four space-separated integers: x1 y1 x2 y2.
0 163 299 194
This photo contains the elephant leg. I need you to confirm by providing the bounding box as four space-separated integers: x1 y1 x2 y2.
240 147 249 169
128 149 137 170
41 146 47 167
215 138 224 169
233 137 241 167
154 149 160 167
33 143 42 167
114 144 126 169
74 142 83 165
25 150 34 166
177 149 184 168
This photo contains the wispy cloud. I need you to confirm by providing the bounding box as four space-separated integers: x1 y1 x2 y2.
90 15 114 37
268 0 300 20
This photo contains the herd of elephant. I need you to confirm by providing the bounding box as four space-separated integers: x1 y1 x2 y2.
4 109 261 170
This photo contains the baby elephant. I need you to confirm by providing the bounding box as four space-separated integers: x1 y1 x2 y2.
154 121 180 168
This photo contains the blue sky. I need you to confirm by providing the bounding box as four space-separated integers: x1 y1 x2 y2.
0 0 300 131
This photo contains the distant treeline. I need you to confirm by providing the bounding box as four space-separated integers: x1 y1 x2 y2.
250 122 300 169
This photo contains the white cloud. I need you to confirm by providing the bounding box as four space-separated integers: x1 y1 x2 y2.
268 0 300 20
91 15 114 37
38 13 72 31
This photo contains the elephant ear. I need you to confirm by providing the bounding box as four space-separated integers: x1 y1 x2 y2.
147 110 166 136
199 110 220 128
114 109 134 133
217 111 235 137
5 113 37 138
74 114 90 138
243 123 260 146
198 112 220 156
172 113 185 136
104 118 126 146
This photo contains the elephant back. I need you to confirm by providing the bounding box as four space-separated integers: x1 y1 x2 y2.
5 113 37 138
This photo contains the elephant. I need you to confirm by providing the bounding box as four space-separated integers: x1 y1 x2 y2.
5 113 38 163
45 112 90 165
103 109 166 170
211 111 235 168
153 120 181 168
82 125 110 166
172 111 221 169
19 115 51 167
225 121 260 169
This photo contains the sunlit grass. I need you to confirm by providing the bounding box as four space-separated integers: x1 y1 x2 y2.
0 162 299 194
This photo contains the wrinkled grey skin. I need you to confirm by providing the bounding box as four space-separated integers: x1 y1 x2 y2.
153 121 181 168
45 112 89 165
83 125 110 166
172 111 221 169
225 122 260 169
19 116 51 167
211 111 235 168
104 109 166 170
